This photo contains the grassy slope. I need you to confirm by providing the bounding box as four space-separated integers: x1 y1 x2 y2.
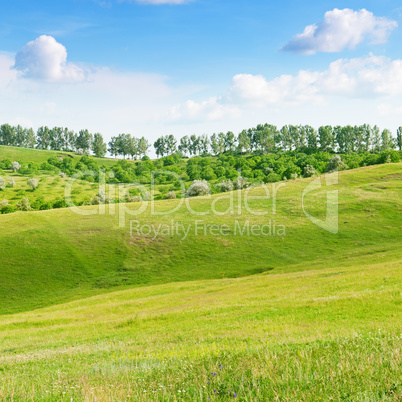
0 145 120 167
0 172 103 207
0 162 401 315
0 257 400 400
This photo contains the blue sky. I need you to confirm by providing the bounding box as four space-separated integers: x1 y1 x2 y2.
1 0 402 144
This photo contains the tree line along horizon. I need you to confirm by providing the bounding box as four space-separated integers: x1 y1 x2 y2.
0 123 402 159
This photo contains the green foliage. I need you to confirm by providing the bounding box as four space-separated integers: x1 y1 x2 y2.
0 204 16 214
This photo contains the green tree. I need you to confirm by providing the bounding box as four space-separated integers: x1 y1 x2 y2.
92 133 107 158
258 124 276 153
217 132 226 154
178 136 190 156
237 130 250 154
381 129 394 151
36 126 51 149
154 136 166 158
370 125 381 152
166 134 177 155
396 127 402 151
50 127 64 150
280 125 291 151
138 137 150 157
305 125 318 151
76 129 93 152
108 137 119 158
25 128 36 148
15 125 26 147
0 124 16 146
225 131 236 152
128 136 139 159
188 134 199 156
199 134 210 155
361 124 372 152
318 125 334 152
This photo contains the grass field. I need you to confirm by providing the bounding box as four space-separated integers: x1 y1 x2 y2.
0 160 401 400
0 145 121 168
0 257 400 400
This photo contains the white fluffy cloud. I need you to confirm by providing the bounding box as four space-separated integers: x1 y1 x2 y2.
14 35 85 82
228 55 402 106
168 97 240 122
282 9 397 54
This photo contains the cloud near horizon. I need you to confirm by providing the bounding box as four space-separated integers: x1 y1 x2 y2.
282 8 397 55
3 35 402 144
169 54 402 121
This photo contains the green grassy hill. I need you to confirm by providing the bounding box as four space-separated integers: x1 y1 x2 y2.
0 160 401 399
0 162 400 315
0 253 400 400
0 145 121 167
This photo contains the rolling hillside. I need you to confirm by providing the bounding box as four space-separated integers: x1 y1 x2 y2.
0 145 121 167
0 160 401 399
0 162 400 315
0 251 400 400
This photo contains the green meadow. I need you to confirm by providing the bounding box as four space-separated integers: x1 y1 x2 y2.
0 145 120 167
0 158 401 400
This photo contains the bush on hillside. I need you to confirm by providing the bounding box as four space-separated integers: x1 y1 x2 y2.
7 177 15 187
52 198 67 209
0 177 5 191
11 161 21 172
326 155 348 172
379 150 400 164
303 164 317 177
27 178 39 190
165 191 176 200
90 189 114 205
0 159 12 170
142 191 152 201
215 179 234 193
233 176 251 190
1 205 16 214
124 194 142 203
264 172 281 183
17 197 31 211
186 180 210 197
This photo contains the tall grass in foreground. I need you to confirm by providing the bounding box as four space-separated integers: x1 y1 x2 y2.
0 259 400 400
